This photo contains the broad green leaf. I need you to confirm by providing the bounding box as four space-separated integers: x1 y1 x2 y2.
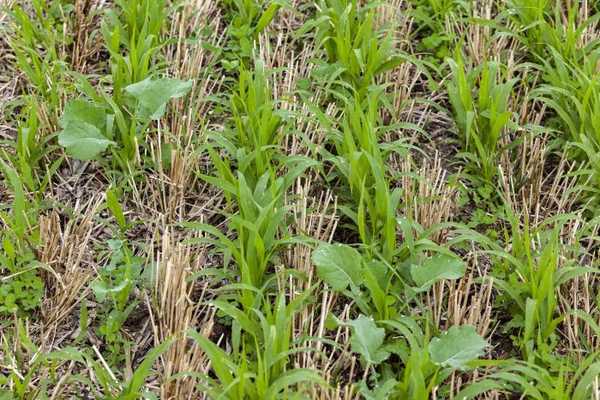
60 99 106 131
90 279 129 303
312 243 363 291
349 315 390 365
358 378 398 400
58 121 115 160
125 78 193 120
410 254 465 291
428 325 486 370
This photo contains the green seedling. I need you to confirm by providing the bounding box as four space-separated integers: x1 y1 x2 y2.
192 162 313 310
2 99 62 194
9 0 71 118
57 78 192 167
101 0 168 100
533 48 600 147
477 209 599 363
85 338 174 399
56 0 191 175
0 320 88 399
189 289 325 399
91 239 142 366
457 355 600 400
349 315 486 399
312 238 465 321
0 159 43 316
311 0 403 95
219 60 284 188
506 1 600 62
447 52 516 184
195 59 315 308
322 92 405 261
410 0 467 60
222 0 285 68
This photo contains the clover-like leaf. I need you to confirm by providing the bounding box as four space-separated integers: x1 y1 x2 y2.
312 243 363 291
428 325 487 370
410 254 465 292
125 78 193 120
349 315 390 365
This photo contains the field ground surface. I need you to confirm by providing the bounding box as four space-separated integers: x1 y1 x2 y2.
1 0 600 399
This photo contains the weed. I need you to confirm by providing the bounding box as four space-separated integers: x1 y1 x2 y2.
410 0 467 60
325 92 402 260
222 0 284 68
447 52 516 184
311 0 403 95
190 289 325 399
349 315 486 399
9 0 71 120
0 158 43 316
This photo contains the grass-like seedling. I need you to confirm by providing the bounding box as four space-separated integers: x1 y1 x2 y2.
327 92 401 261
222 0 284 68
410 0 467 60
9 0 70 120
0 158 43 316
533 48 600 201
447 52 516 184
311 0 403 95
196 59 316 309
506 0 600 62
101 0 167 100
228 60 283 187
458 356 600 400
482 210 598 364
189 290 325 399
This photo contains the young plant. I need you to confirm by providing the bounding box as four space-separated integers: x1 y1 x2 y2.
222 60 284 188
57 78 192 170
457 355 600 400
324 92 404 261
57 0 192 174
222 0 284 68
101 0 168 100
89 189 141 365
312 236 465 321
84 339 174 399
410 0 467 60
189 290 325 399
483 210 598 364
196 59 315 308
9 0 71 119
0 320 88 399
348 315 487 399
506 1 600 62
0 159 43 316
311 0 403 95
533 48 600 145
2 99 62 194
446 53 516 184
